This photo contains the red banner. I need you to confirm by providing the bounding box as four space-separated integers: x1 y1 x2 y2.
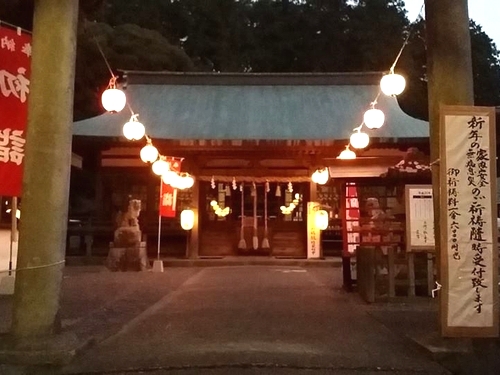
0 25 31 197
159 158 181 218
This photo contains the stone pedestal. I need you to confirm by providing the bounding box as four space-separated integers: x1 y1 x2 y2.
152 259 164 273
106 241 149 271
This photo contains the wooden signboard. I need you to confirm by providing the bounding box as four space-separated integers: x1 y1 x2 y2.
307 202 322 259
440 105 498 337
405 185 434 252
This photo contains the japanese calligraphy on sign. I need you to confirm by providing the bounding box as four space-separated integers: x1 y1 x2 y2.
0 25 31 197
307 202 322 259
405 185 434 251
440 105 498 337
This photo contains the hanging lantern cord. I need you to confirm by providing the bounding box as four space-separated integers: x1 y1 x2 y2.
389 3 424 73
353 123 363 132
370 92 381 109
92 33 115 81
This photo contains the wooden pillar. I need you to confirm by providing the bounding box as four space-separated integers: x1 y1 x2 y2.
425 0 473 334
187 180 200 259
425 0 474 263
94 153 104 221
309 180 317 202
11 0 79 338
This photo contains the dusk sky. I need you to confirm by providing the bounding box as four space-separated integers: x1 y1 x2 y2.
405 0 500 48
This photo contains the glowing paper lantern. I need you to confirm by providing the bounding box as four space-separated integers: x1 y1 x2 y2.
152 158 170 176
380 72 406 96
315 210 329 230
181 173 195 189
337 145 356 160
363 108 385 129
162 171 179 185
140 144 159 163
101 88 126 113
172 173 195 190
350 131 369 149
123 115 145 140
311 169 329 185
180 209 195 230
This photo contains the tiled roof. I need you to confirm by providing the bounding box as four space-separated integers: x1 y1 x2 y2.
73 72 429 140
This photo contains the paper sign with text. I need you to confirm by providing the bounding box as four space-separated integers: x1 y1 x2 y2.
440 105 498 337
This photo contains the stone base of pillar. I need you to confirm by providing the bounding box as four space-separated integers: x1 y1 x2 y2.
0 275 15 295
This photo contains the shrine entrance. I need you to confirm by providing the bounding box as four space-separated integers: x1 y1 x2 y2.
199 181 309 257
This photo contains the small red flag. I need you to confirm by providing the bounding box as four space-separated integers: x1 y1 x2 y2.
159 158 181 218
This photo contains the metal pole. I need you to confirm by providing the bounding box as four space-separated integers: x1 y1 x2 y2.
11 0 79 338
8 197 17 276
157 179 162 260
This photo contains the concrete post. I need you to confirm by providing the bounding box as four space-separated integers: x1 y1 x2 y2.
11 0 79 338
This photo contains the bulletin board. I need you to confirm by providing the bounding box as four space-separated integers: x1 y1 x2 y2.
405 184 434 252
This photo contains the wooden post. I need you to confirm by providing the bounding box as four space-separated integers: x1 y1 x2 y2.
188 179 200 259
427 252 434 296
387 247 395 298
408 252 416 297
11 0 79 338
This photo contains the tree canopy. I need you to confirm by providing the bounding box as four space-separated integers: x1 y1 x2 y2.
74 21 194 120
1 0 499 120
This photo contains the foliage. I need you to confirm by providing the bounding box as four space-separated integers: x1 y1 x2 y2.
74 21 194 120
1 0 500 119
397 18 500 120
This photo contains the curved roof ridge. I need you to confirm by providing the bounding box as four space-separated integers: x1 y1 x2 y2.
75 71 428 140
121 70 386 86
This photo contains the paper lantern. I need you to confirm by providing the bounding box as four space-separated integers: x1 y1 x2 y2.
337 145 356 160
182 174 195 189
312 169 329 184
123 115 145 140
173 173 195 190
163 171 179 185
363 108 385 129
180 209 195 230
140 144 158 163
152 158 170 176
315 210 329 231
350 131 369 149
101 88 126 113
380 72 406 96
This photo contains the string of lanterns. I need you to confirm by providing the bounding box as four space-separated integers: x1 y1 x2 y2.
337 6 424 161
309 6 424 186
98 5 423 192
92 30 195 190
210 200 231 217
100 76 194 190
280 192 301 215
